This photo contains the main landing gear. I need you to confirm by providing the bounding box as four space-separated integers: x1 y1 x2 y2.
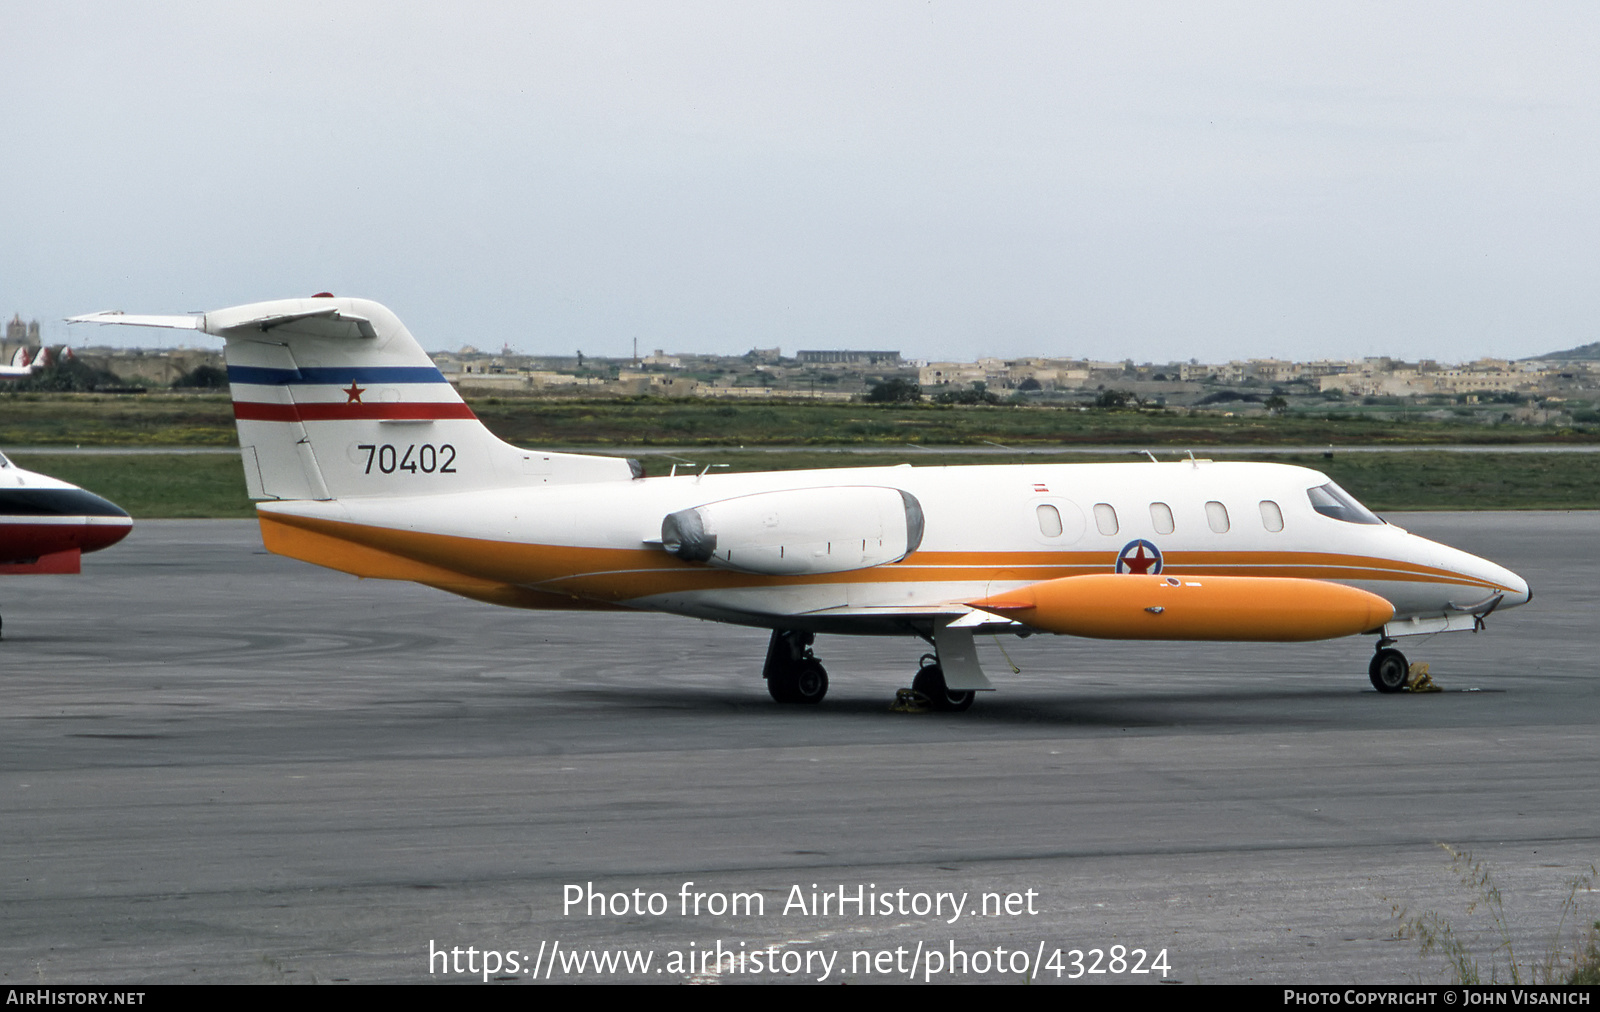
764 630 829 704
764 630 981 713
1369 639 1409 693
912 654 975 712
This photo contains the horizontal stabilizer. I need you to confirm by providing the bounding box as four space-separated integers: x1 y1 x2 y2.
67 311 202 330
71 305 376 341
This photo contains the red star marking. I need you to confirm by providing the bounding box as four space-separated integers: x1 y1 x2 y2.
1121 544 1157 575
343 383 365 403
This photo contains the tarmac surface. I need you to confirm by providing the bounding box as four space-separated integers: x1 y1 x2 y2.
1 513 1596 984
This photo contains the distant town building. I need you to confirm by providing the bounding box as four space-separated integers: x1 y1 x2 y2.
5 314 40 348
920 361 989 387
1318 357 1539 397
797 350 901 366
641 349 682 369
90 346 223 386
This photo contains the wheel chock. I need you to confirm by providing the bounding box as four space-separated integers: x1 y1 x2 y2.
1405 663 1441 693
890 688 932 713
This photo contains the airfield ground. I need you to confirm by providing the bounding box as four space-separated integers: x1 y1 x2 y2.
1 513 1595 984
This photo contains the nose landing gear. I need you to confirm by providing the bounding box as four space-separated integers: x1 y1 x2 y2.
1369 639 1409 693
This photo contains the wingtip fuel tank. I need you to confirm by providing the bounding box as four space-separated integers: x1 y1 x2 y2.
969 573 1396 642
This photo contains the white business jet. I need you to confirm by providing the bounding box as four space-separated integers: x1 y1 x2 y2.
71 297 1529 710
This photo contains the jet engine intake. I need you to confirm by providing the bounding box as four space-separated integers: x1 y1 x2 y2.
661 486 924 576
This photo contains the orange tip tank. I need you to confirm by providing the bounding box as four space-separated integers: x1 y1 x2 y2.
968 573 1395 642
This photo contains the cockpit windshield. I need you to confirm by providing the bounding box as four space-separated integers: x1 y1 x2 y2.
1306 482 1384 525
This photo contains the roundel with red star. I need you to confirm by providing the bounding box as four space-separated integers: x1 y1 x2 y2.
1115 539 1163 575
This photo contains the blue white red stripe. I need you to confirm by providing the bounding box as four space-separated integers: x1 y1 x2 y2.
227 364 474 422
226 366 450 386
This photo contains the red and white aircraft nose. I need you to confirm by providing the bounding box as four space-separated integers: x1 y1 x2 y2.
0 474 132 573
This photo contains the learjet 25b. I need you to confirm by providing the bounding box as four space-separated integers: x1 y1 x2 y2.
70 297 1530 709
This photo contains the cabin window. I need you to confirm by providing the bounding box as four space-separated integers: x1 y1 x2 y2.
1036 504 1063 537
1205 501 1230 533
1149 502 1175 535
1259 500 1284 532
1093 503 1118 536
1307 482 1384 525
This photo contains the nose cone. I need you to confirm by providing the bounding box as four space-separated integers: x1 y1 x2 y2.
1496 564 1531 610
1455 542 1530 610
1419 533 1531 611
78 512 134 554
63 487 132 554
0 483 132 557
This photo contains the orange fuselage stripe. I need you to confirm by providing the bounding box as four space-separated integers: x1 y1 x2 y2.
259 512 1508 606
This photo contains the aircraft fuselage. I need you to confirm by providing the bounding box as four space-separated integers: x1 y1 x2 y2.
254 459 1529 637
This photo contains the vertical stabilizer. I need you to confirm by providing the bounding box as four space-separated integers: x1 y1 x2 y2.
71 297 638 500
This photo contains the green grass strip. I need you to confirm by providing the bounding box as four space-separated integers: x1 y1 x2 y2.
8 449 1596 518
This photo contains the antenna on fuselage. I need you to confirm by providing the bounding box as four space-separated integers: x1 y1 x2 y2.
651 452 697 478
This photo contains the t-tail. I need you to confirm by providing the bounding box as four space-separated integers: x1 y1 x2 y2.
70 296 639 501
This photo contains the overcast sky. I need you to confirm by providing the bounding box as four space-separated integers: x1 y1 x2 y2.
4 2 1598 363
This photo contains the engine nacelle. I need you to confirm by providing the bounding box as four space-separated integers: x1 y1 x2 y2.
661 486 924 576
969 573 1395 642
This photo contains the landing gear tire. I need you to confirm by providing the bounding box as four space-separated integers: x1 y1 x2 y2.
764 629 828 705
913 663 975 712
1369 647 1409 693
768 658 828 704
